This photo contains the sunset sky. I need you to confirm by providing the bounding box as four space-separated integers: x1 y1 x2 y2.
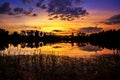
0 0 120 35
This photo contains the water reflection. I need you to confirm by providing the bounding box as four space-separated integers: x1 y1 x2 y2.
80 45 102 52
0 41 120 80
53 46 62 48
20 42 46 48
0 42 115 57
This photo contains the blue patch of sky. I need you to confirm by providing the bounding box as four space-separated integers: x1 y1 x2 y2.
82 0 120 11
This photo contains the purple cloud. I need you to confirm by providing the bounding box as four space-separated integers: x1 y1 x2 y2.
79 27 103 33
22 0 35 3
0 2 11 14
102 14 120 25
10 7 34 16
32 13 37 16
47 0 88 21
0 0 88 21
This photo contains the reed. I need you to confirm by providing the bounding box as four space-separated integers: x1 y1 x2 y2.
0 51 120 80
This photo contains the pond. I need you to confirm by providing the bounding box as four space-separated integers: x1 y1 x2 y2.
0 42 120 80
0 42 114 57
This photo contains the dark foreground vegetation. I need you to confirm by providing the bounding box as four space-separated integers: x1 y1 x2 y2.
0 28 120 50
0 28 120 80
0 51 120 80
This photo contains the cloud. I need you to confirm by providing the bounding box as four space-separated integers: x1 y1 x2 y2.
22 0 35 3
47 0 88 21
14 8 24 14
102 14 120 25
0 2 34 16
9 7 33 16
0 2 11 14
36 2 47 9
79 27 103 33
0 0 88 21
32 13 37 16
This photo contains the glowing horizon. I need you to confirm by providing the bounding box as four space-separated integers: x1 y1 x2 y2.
0 0 120 35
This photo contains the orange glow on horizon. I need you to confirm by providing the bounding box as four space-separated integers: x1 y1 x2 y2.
0 10 119 35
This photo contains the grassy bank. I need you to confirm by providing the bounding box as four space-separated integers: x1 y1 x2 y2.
0 52 120 80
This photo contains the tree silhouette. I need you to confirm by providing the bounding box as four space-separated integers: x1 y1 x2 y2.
0 28 120 50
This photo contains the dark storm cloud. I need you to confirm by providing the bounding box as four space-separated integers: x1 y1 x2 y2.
102 14 120 25
79 27 103 33
0 2 11 14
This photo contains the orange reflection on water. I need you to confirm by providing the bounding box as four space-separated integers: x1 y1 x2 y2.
1 43 114 58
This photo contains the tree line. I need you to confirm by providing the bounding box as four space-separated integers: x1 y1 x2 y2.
0 28 120 50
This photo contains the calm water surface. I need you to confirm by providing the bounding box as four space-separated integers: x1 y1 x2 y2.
1 43 114 57
0 42 120 80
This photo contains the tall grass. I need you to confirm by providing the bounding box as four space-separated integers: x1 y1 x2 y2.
0 51 120 80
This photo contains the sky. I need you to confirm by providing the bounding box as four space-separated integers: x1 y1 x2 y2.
0 0 120 35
